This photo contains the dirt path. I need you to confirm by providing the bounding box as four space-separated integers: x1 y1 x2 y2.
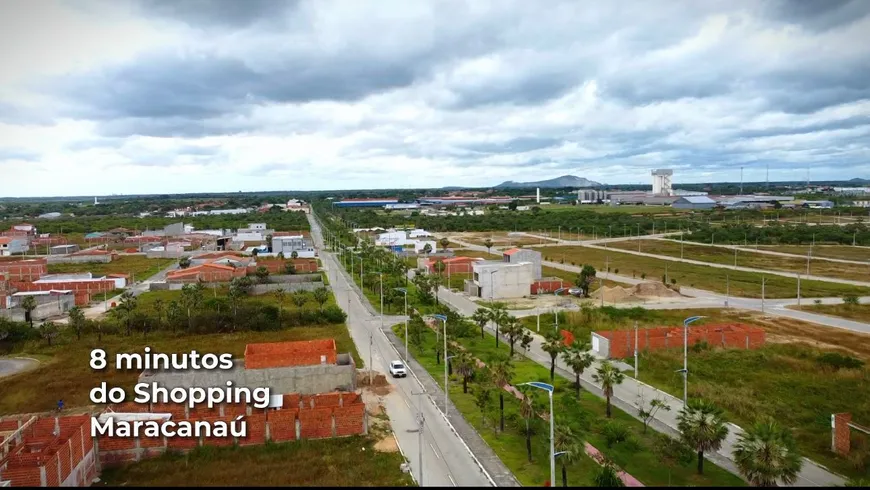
0 357 40 379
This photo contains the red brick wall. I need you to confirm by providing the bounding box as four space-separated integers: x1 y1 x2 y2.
532 280 567 294
252 258 318 274
833 413 852 455
596 323 766 359
0 414 93 487
0 259 47 281
244 339 337 369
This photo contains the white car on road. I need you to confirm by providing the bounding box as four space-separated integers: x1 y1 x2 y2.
389 360 407 378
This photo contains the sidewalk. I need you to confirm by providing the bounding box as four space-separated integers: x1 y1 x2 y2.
437 287 847 487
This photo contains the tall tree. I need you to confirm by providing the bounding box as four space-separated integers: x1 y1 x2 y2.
733 418 803 487
488 305 509 348
575 265 597 297
518 385 537 463
439 237 450 252
472 307 490 340
20 295 37 328
592 361 625 418
116 291 138 336
563 339 595 398
555 424 584 487
166 300 182 332
483 238 494 254
273 288 286 324
68 306 85 340
502 317 525 357
39 321 59 346
489 358 514 433
541 329 566 383
180 283 204 331
474 384 494 427
677 400 729 475
313 287 330 311
152 299 165 331
455 350 476 394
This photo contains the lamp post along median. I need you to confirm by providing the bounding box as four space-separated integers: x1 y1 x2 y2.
521 381 555 487
395 288 409 360
682 315 704 406
432 314 449 415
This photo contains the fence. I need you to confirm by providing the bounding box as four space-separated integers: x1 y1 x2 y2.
98 393 367 465
591 323 766 359
45 255 112 265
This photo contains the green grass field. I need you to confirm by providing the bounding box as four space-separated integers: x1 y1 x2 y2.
543 205 691 215
533 246 870 298
629 343 870 479
754 245 870 262
98 437 413 487
394 324 744 487
46 255 173 280
607 239 870 282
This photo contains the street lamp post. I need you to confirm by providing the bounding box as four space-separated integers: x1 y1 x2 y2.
432 314 449 416
409 390 426 486
395 288 409 360
521 381 555 487
681 316 704 406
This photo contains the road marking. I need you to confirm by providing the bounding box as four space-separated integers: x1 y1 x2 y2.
404 398 410 409
430 442 440 459
448 474 456 486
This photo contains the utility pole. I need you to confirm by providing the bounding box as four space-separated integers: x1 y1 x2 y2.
733 247 737 267
761 276 766 313
680 232 684 259
634 321 639 378
725 274 730 308
368 332 373 385
797 273 801 310
806 250 811 276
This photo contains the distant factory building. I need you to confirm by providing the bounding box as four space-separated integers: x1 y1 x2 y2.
802 200 835 209
333 198 399 208
672 196 717 210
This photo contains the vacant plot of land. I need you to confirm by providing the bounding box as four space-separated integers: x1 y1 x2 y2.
0 319 360 415
753 245 870 262
634 342 869 479
98 436 413 487
607 239 870 282
444 231 559 247
791 303 870 324
544 205 691 215
46 255 173 280
395 324 742 487
534 246 870 298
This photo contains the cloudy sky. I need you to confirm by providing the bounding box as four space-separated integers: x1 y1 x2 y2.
2 0 869 196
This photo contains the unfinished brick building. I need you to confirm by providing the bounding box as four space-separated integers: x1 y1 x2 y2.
0 415 98 487
591 323 766 359
0 259 47 281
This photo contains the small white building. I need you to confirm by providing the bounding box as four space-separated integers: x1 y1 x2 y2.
0 237 29 256
35 272 126 289
467 261 535 299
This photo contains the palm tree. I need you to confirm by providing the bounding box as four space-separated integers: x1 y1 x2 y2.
20 295 37 328
166 300 182 332
313 287 329 311
489 358 513 433
563 340 595 398
455 351 476 394
733 418 802 486
180 283 203 331
152 299 165 331
677 400 729 475
503 317 525 357
518 385 537 462
593 460 625 487
39 321 59 346
68 306 86 340
489 305 509 348
472 308 490 340
541 329 565 383
116 291 138 336
592 361 625 418
555 424 584 487
273 288 286 324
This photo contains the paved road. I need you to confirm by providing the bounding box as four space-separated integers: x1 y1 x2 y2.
309 215 495 487
0 357 39 379
449 236 870 335
435 286 847 487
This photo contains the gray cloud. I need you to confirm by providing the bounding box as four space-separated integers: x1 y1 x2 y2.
134 0 297 29
765 0 870 32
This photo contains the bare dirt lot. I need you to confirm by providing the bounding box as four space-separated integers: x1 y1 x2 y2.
439 231 558 248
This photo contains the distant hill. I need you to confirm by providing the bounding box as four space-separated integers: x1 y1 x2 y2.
494 175 603 189
848 178 870 184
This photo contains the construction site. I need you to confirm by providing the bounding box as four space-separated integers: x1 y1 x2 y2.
0 339 377 487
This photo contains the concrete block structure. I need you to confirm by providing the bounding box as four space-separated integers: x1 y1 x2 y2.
503 248 542 279
1 291 75 321
271 235 316 258
0 415 98 487
48 244 79 255
591 323 765 359
0 259 47 281
466 261 535 299
139 339 356 396
0 238 29 256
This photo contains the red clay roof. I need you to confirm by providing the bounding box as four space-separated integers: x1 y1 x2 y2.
503 248 521 255
0 237 11 244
